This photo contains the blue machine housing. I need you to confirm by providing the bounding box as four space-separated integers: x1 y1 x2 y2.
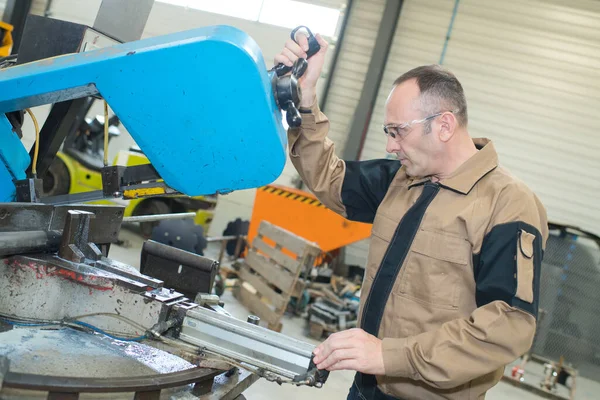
0 25 287 198
0 116 30 201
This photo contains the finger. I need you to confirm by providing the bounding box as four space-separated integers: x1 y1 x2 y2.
313 334 358 364
282 47 300 64
295 33 309 52
317 348 358 371
274 54 292 67
326 359 358 372
285 38 307 58
315 33 329 51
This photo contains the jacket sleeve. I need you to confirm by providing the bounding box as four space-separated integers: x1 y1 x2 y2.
288 98 400 223
380 183 549 389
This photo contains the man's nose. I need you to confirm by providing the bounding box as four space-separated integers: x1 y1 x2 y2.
386 136 400 154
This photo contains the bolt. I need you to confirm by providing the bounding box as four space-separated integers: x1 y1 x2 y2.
247 315 260 325
151 293 156 298
170 288 175 294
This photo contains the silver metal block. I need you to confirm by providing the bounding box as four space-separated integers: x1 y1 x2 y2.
180 305 315 380
0 254 176 336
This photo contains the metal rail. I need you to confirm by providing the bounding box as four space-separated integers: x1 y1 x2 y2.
122 212 197 223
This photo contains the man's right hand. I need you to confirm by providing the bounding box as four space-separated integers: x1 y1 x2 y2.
274 32 329 108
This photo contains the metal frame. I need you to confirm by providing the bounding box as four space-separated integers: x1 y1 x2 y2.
27 98 93 179
342 0 404 161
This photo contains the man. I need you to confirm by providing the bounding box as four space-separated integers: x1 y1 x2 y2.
275 34 548 400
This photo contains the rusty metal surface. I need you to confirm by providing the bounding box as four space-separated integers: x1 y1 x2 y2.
0 255 168 336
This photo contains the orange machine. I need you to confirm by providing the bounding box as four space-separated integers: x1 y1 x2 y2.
247 184 372 262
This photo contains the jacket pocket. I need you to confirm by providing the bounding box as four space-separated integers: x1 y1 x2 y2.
397 229 471 309
516 229 535 303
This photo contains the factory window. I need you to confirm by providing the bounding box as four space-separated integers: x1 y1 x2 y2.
157 0 341 37
259 0 341 37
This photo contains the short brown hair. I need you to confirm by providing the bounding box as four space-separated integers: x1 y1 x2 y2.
394 65 468 131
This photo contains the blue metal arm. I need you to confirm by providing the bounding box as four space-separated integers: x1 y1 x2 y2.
0 25 287 199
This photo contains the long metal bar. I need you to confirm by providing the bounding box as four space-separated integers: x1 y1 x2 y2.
179 305 315 381
342 0 403 161
0 230 61 257
206 235 241 243
42 190 106 205
122 212 196 223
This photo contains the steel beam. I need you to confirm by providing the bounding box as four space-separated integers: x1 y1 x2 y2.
342 0 403 161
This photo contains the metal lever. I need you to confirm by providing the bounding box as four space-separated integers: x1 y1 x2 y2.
273 57 309 128
272 26 321 77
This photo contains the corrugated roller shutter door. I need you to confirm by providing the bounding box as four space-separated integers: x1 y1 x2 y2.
360 0 600 236
319 0 385 266
360 0 456 161
323 0 385 148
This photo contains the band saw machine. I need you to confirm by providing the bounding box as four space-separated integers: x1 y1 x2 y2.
0 8 327 399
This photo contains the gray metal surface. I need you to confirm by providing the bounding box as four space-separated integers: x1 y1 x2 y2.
0 329 194 377
0 203 124 245
0 254 173 336
0 328 261 399
93 0 155 43
531 232 600 380
94 257 163 289
42 190 107 205
180 306 315 380
341 0 403 160
0 230 61 257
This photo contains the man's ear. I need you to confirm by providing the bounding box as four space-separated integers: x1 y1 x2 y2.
438 112 457 142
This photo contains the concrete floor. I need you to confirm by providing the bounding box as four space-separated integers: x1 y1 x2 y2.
109 226 599 400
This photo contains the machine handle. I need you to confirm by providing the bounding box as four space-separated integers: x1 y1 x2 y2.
273 26 321 77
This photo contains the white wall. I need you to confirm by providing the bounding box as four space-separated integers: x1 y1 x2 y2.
15 0 340 237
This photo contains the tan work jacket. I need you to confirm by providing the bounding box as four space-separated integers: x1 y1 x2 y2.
288 100 548 400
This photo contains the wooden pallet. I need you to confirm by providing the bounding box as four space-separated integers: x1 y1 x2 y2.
233 221 321 331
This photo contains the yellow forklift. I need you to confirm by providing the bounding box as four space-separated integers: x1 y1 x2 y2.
42 101 216 238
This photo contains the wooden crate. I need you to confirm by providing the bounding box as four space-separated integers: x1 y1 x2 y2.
233 221 321 331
